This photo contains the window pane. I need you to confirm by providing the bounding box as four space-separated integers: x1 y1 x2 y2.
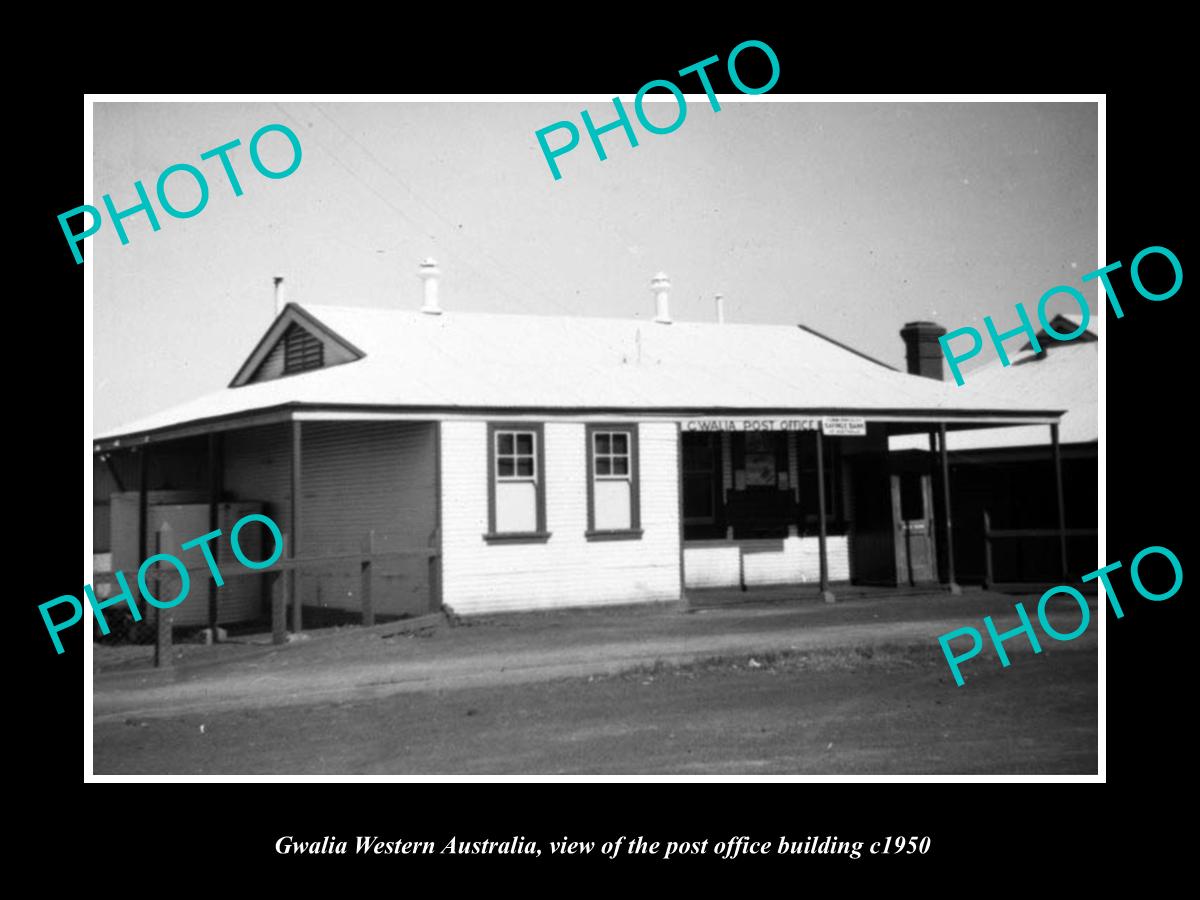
596 433 611 454
516 433 534 455
517 457 534 477
496 481 537 532
595 479 632 530
611 433 628 454
498 433 514 455
900 472 924 521
497 458 514 477
612 457 629 476
596 457 611 476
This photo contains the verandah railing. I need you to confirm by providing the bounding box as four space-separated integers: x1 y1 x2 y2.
116 524 440 667
981 509 1097 590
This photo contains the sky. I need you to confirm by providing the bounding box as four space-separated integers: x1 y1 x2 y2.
92 100 1097 433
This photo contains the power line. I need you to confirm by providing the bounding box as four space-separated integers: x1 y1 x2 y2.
271 102 548 316
269 102 655 380
272 103 436 246
310 102 600 320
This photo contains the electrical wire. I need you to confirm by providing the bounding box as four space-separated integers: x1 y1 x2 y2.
272 102 561 318
310 102 584 319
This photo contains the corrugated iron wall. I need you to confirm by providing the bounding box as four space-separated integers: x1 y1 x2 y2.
109 497 265 626
223 420 437 618
298 421 436 617
224 423 292 530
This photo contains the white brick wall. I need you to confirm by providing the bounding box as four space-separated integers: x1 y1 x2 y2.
440 421 682 614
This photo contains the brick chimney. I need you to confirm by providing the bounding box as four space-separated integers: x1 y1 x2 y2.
900 321 947 380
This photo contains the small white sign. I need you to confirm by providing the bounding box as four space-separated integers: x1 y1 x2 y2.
820 417 867 436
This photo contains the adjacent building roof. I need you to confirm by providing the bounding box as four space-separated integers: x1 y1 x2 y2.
890 314 1098 453
95 302 1067 447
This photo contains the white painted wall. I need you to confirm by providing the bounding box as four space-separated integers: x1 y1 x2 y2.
684 536 851 589
440 421 681 614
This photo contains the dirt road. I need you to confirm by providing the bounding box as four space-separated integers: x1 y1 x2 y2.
95 641 1097 775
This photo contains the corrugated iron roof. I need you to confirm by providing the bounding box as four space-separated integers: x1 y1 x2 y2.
96 303 1065 444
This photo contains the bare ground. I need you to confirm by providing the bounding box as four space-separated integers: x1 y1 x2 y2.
94 639 1097 775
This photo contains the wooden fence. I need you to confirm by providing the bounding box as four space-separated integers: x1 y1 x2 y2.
142 524 439 667
981 510 1097 590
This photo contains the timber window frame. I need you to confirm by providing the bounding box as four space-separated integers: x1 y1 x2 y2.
485 422 550 543
585 423 643 541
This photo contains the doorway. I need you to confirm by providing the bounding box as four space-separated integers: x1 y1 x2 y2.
891 470 937 585
682 432 724 539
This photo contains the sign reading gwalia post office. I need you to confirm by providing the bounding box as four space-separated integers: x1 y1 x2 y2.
680 417 867 436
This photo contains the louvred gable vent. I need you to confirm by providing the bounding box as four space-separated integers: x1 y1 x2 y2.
283 323 324 374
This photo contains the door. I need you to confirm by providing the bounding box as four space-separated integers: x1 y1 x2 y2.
891 471 937 585
682 433 723 539
847 456 897 585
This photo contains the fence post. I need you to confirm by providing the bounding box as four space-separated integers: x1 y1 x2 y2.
427 527 441 612
290 535 303 635
982 509 994 591
153 522 173 668
361 530 375 627
291 569 302 634
271 532 288 645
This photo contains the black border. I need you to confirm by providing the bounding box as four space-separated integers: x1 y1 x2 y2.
23 21 1191 878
